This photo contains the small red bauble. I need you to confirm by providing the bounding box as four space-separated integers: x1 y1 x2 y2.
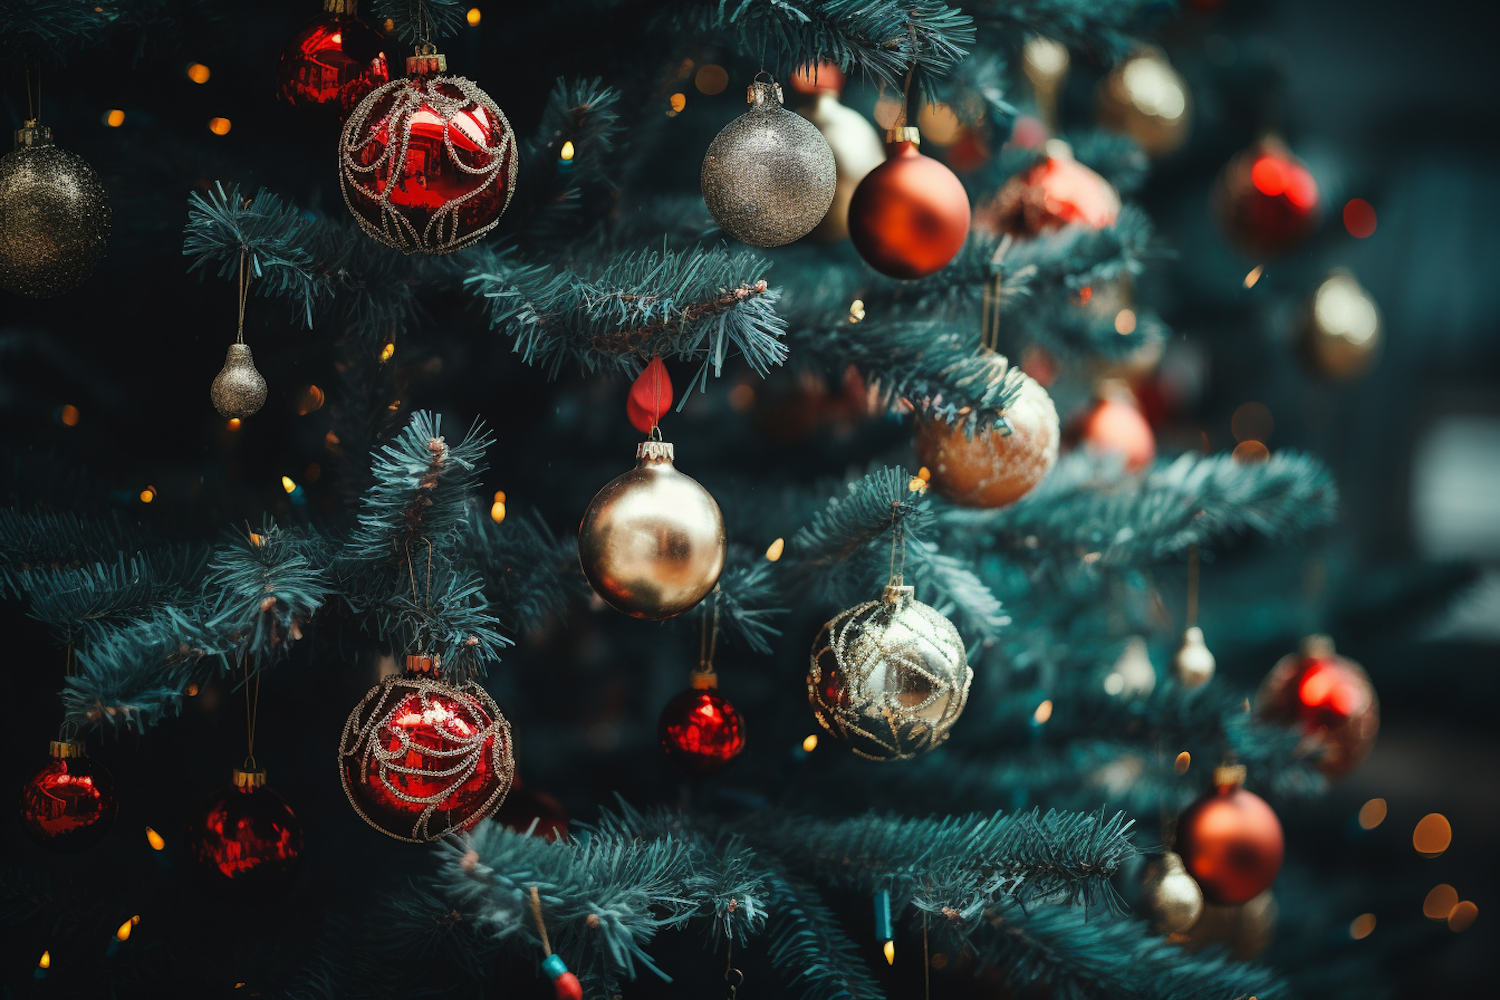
1213 137 1321 257
495 778 570 842
1256 635 1378 778
1079 384 1155 472
848 127 971 279
339 664 515 841
18 741 117 853
658 687 746 775
915 370 1060 508
627 358 674 433
187 769 304 889
1176 768 1284 905
990 149 1120 237
276 0 390 123
340 60 517 255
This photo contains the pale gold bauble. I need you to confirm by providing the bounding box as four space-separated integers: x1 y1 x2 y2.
210 343 268 418
1141 851 1205 934
796 90 885 243
1096 49 1192 158
578 439 725 619
1181 889 1278 960
914 371 1059 508
1171 626 1216 689
808 585 972 761
1299 270 1382 380
1104 635 1156 698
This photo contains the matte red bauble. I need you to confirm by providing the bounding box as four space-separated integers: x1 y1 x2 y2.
1176 768 1284 905
915 370 1059 508
1079 384 1155 472
276 0 390 122
339 662 515 841
187 768 304 889
990 149 1120 237
340 56 517 255
495 778 570 841
1213 137 1321 257
658 687 746 775
1256 635 1378 778
18 741 117 853
848 127 970 279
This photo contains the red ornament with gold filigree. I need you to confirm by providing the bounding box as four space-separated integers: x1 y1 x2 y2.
848 126 970 279
339 657 514 841
1176 766 1284 905
1256 635 1379 778
276 0 390 123
18 740 118 854
1213 137 1321 257
1079 382 1156 472
340 46 517 254
187 767 304 889
658 678 746 775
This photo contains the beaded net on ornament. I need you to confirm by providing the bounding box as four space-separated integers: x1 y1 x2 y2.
339 73 516 254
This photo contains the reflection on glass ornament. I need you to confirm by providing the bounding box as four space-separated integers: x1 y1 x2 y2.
187 767 304 890
18 740 118 853
276 0 390 122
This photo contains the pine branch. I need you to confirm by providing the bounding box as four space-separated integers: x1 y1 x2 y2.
789 466 931 565
202 523 331 663
522 77 624 185
0 509 162 591
0 0 225 64
763 865 885 1000
461 505 580 634
183 182 321 325
370 0 468 44
966 0 1175 56
713 556 785 655
11 548 208 646
907 537 1012 641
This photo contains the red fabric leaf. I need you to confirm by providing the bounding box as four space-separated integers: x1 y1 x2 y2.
627 358 673 432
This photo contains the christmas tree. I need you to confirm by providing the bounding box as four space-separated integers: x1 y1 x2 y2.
2 0 1492 997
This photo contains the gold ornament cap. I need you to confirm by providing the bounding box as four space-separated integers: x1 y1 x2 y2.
406 42 448 76
881 583 916 606
1300 633 1336 658
636 439 675 465
748 79 785 106
405 652 442 674
323 0 358 13
49 739 86 758
14 122 53 149
885 126 921 145
1213 764 1248 791
233 766 268 789
689 668 719 690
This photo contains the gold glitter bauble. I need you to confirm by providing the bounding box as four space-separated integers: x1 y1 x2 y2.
701 79 837 247
1096 49 1192 158
0 126 111 298
808 585 972 761
1181 889 1278 960
579 439 725 619
795 90 885 243
1299 270 1381 380
1171 626 1215 689
1141 851 1205 934
210 343 268 418
914 371 1059 508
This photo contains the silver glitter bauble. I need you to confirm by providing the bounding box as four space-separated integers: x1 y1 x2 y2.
210 343 268 418
0 125 111 298
1171 626 1216 689
701 78 836 247
1141 851 1205 934
808 585 972 760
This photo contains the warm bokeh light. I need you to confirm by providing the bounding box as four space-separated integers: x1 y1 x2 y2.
1033 700 1054 724
916 467 931 481
908 474 928 494
669 92 687 113
297 385 325 415
728 383 756 412
1232 401 1274 443
186 683 199 696
1413 813 1452 856
1121 55 1186 120
872 96 904 129
494 490 506 503
1313 273 1380 348
145 826 165 850
695 64 729 95
1077 286 1093 305
1175 751 1191 774
227 417 241 431
559 140 575 161
1358 798 1387 829
1349 913 1376 940
1448 901 1478 932
39 951 50 970
802 733 818 752
1023 36 1070 82
1424 883 1458 919
1343 198 1377 238
766 537 785 562
116 916 139 941
848 299 866 323
139 487 156 504
60 404 80 426
187 63 211 84
917 102 963 146
1244 265 1263 289
466 7 481 25
105 109 125 127
1232 440 1270 464
1114 309 1137 335
281 476 298 494
208 117 231 135
883 940 895 965
304 462 321 483
379 342 395 363
490 500 506 523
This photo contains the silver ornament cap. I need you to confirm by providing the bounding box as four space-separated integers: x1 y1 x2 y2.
211 343 268 419
1171 626 1216 689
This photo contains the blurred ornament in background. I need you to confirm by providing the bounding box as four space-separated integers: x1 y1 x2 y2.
339 658 514 842
1256 635 1379 778
1299 270 1382 379
1176 766 1284 905
0 123 111 298
1182 889 1278 960
790 63 885 243
211 344 268 418
1096 49 1191 158
1141 851 1205 933
1213 136 1321 257
701 76 836 247
1171 626 1216 689
495 776 569 841
187 767 304 890
340 47 517 254
848 126 971 278
1022 36 1070 133
1105 635 1157 697
658 675 746 775
808 584 972 760
1079 380 1155 471
914 370 1059 507
627 357 674 433
989 141 1119 238
18 740 118 853
276 0 390 123
579 438 725 619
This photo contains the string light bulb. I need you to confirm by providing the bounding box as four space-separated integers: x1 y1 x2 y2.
466 7 481 25
116 916 139 941
560 141 575 161
281 476 298 494
883 939 895 965
802 734 818 752
145 827 165 850
186 63 210 84
379 342 395 363
1033 699 1054 724
765 537 785 562
39 951 50 970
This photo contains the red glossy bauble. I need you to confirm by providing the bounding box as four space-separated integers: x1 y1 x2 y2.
1213 137 1321 257
847 128 971 279
990 151 1120 237
187 770 304 889
276 1 390 122
1176 772 1284 905
1256 636 1378 778
18 742 117 853
340 70 517 254
339 667 515 841
658 687 746 775
1079 386 1155 472
789 62 845 96
495 778 569 842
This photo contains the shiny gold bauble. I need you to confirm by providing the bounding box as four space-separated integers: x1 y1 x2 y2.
1181 889 1278 960
578 439 725 619
1299 270 1382 379
796 90 885 243
1141 851 1205 934
1096 49 1192 158
1171 626 1216 689
914 371 1059 508
0 124 111 298
808 585 972 761
210 343 268 418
